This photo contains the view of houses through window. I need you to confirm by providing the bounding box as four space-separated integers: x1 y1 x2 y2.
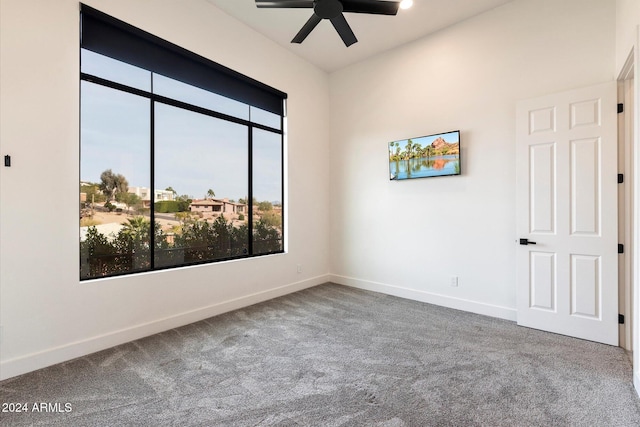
80 46 284 280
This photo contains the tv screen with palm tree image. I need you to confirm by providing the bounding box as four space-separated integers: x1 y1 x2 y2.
388 130 461 180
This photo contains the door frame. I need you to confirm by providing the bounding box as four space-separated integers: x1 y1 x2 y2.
618 26 640 397
618 66 634 352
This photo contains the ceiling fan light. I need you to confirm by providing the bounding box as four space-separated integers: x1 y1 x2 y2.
400 0 413 10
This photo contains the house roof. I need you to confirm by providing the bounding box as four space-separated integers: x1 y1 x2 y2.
190 199 223 206
190 198 247 207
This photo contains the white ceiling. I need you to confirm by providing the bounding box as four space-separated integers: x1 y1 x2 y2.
207 0 515 73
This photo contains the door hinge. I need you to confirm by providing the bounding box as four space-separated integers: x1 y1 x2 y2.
619 314 625 324
618 244 624 254
618 103 624 114
618 174 624 184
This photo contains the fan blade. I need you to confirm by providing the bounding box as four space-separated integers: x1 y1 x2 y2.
341 0 400 15
330 13 357 47
256 0 313 8
292 14 322 44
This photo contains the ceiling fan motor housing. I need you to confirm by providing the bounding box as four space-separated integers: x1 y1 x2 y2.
314 0 343 19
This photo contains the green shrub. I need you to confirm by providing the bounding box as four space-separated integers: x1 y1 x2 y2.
155 200 181 213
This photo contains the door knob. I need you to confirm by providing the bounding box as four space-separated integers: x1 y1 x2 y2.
519 238 537 245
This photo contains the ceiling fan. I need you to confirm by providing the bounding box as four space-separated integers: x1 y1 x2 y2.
255 0 400 47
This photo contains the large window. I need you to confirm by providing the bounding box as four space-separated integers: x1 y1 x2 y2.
79 6 286 280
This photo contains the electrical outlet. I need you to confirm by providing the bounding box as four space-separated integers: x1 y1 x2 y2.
297 264 303 274
450 276 458 287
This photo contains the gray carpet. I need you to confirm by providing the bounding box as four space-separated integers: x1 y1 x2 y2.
1 283 639 426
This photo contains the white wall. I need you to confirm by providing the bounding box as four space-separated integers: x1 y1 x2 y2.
0 0 331 380
328 0 616 319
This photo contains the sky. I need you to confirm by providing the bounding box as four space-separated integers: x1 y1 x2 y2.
390 131 460 152
80 49 282 203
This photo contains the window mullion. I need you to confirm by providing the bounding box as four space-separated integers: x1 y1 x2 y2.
150 99 156 270
248 126 254 256
280 113 285 252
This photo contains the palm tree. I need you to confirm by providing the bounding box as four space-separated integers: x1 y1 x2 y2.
389 141 395 159
207 189 216 199
165 186 177 197
117 216 151 269
405 139 414 160
121 216 150 245
413 143 422 159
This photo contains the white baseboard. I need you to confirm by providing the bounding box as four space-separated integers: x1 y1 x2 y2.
330 274 517 322
0 274 329 381
635 371 640 398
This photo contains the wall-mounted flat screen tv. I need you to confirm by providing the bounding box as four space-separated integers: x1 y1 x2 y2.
388 130 461 180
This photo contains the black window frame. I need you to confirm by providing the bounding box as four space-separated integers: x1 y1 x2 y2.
79 4 287 280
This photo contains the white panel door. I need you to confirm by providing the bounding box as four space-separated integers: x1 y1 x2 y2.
516 82 618 345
